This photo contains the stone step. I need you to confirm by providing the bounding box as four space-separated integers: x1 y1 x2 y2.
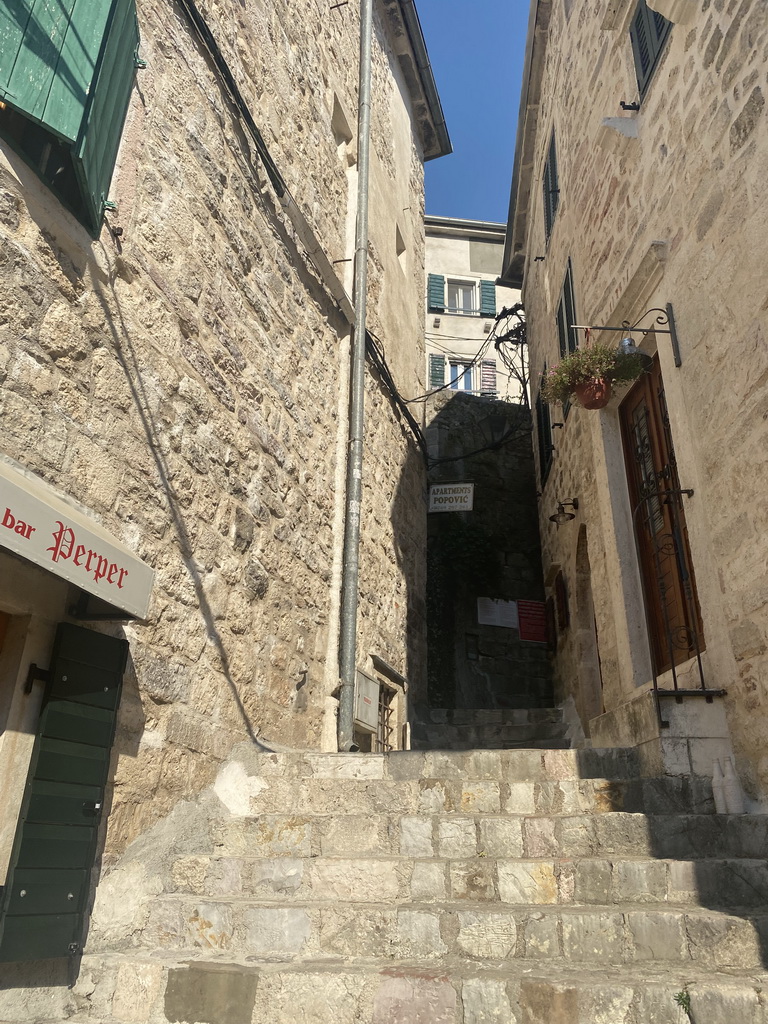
253 747 648 784
165 853 768 909
94 895 768 969
38 954 768 1024
413 706 565 726
410 730 571 751
210 811 765 861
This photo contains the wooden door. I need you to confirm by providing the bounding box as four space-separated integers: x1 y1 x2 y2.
620 357 704 674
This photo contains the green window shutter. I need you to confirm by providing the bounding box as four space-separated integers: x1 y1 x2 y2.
0 0 139 233
427 274 445 312
536 385 553 483
542 131 559 242
429 353 446 388
75 0 140 229
630 0 671 97
480 280 496 317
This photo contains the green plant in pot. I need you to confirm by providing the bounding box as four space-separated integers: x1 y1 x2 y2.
540 343 647 409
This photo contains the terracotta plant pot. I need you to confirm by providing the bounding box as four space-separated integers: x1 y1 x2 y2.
573 378 612 409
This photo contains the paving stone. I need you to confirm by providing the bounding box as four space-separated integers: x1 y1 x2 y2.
457 911 517 959
242 906 311 954
573 859 612 904
561 911 624 962
449 861 497 901
461 977 517 1023
497 861 558 904
461 781 501 813
522 911 561 958
306 859 401 902
626 910 687 961
401 816 434 857
505 782 537 814
523 817 558 858
437 819 477 858
396 910 447 957
320 815 390 856
613 859 667 902
410 861 447 901
371 974 457 1024
478 817 523 858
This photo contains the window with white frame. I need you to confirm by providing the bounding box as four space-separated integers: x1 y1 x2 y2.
450 361 474 390
447 280 476 316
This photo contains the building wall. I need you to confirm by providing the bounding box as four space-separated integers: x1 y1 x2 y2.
510 0 768 799
0 0 432 886
425 219 522 400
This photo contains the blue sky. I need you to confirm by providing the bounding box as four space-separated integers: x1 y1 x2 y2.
417 0 530 226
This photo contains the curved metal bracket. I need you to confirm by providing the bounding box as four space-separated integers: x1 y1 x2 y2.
570 303 682 367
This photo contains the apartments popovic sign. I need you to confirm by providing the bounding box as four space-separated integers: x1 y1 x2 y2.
0 460 154 619
429 482 474 513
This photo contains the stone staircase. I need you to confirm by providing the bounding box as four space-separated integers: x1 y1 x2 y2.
25 744 768 1024
410 706 570 750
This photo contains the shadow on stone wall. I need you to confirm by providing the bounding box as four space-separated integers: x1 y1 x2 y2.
422 392 551 711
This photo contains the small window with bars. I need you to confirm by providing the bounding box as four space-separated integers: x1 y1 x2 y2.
630 0 672 97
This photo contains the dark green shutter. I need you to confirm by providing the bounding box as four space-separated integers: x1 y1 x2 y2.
630 0 671 97
0 0 139 232
427 274 445 312
542 131 559 242
536 386 553 483
480 280 496 317
562 260 578 354
429 353 445 388
75 0 139 229
0 623 128 962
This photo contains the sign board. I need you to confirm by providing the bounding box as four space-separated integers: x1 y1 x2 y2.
429 483 474 513
0 459 154 619
518 600 548 643
477 597 519 630
354 670 380 732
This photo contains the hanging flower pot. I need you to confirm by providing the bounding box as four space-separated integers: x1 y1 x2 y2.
573 378 612 409
540 343 647 409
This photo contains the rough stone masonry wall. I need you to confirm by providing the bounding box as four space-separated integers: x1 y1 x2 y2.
523 0 768 796
0 0 427 858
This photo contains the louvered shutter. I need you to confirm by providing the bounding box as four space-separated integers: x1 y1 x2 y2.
429 353 446 388
76 0 140 230
427 274 445 312
480 280 496 317
0 0 139 233
630 1 671 97
536 384 553 483
542 132 559 241
480 360 497 395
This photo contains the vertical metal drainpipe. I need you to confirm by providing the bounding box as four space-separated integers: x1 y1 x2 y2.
338 0 374 751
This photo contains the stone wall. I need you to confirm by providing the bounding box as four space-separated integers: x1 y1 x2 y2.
515 0 768 797
0 0 428 866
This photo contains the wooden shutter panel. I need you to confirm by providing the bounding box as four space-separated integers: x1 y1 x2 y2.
562 261 578 353
0 623 128 962
0 1 113 143
536 386 553 482
543 132 559 240
429 353 445 388
480 280 496 317
480 360 497 395
0 0 139 233
427 274 445 312
75 0 140 230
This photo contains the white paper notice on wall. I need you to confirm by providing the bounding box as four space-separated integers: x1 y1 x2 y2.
477 597 519 629
429 482 474 512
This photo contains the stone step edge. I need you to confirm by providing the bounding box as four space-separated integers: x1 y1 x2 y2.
140 895 768 917
75 949 768 983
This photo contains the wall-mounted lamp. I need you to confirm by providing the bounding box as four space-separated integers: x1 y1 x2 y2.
618 335 653 372
549 499 578 526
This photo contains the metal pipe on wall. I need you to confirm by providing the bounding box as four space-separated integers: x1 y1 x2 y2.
338 0 374 751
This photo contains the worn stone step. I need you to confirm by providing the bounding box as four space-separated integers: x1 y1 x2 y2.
410 733 571 751
94 896 768 969
42 953 768 1024
251 747 647 784
165 852 768 909
210 810 761 865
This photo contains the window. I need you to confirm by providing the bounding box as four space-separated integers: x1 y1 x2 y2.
536 377 554 483
450 361 473 390
630 0 672 97
427 276 497 318
0 0 141 235
447 280 476 316
542 131 559 242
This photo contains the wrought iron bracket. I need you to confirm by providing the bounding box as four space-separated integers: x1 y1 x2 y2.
24 663 51 694
570 303 682 367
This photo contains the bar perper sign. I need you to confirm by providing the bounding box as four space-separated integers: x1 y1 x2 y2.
0 459 154 618
429 482 474 512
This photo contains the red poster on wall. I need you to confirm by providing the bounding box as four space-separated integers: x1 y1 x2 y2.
518 600 548 643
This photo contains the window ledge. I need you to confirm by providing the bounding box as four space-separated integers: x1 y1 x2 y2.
597 116 640 153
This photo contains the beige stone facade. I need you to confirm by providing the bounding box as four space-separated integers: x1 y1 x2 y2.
503 0 768 801
0 0 449 976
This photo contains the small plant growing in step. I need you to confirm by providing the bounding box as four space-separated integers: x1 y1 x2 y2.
673 987 692 1019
